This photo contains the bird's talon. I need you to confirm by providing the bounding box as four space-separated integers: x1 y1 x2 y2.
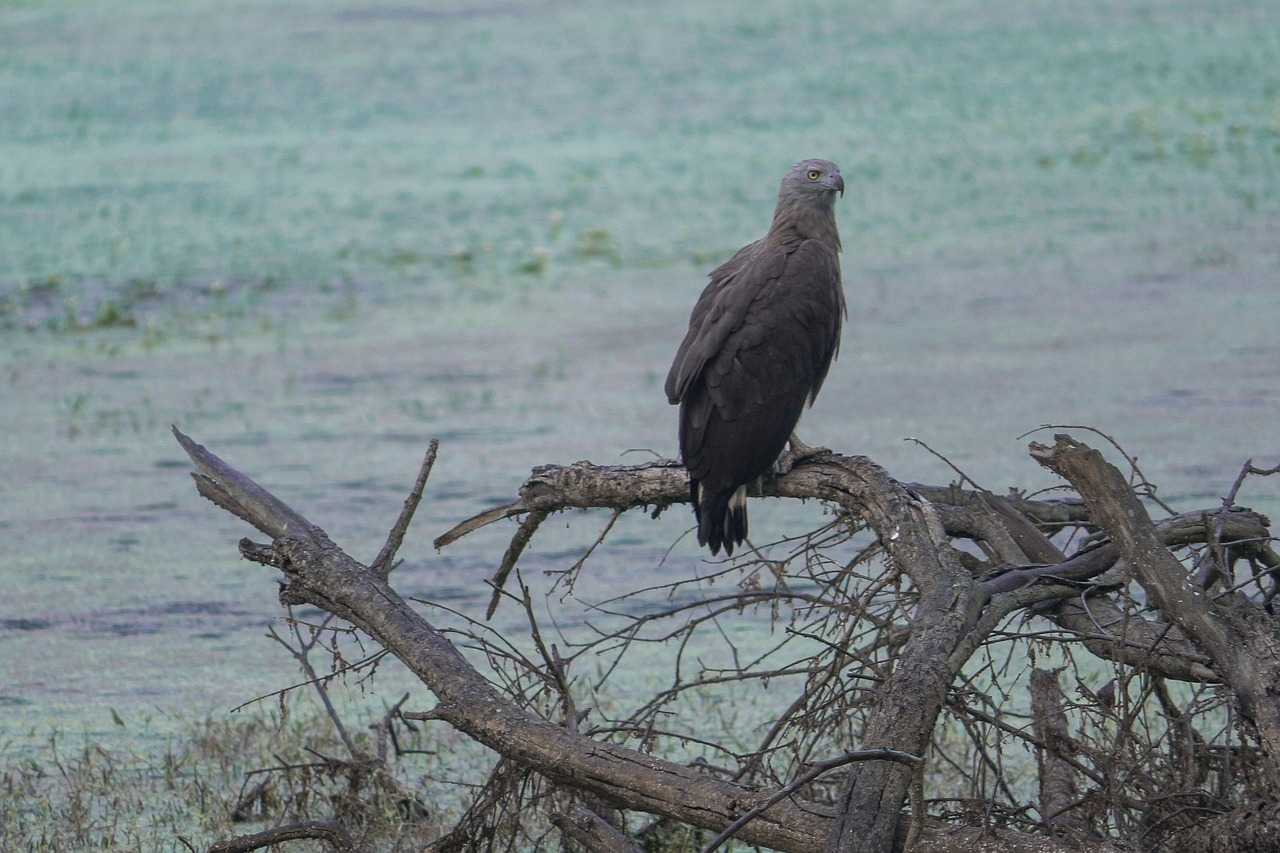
776 442 831 476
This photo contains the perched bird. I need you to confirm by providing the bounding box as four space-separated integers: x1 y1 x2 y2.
665 159 846 555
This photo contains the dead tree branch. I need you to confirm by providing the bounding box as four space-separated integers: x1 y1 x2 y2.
1030 668 1090 838
176 428 832 851
178 428 1119 853
207 819 355 853
549 803 644 853
1032 434 1280 785
178 424 1277 853
371 439 438 577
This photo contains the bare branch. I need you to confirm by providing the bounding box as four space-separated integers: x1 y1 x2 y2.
371 439 438 577
700 749 923 853
1031 434 1280 783
175 432 833 850
177 427 1280 852
485 508 549 619
208 819 354 853
173 426 317 540
1029 668 1089 837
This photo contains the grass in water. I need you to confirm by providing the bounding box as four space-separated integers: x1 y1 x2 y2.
0 706 475 851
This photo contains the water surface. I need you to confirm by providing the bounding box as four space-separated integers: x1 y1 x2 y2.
2 0 1278 754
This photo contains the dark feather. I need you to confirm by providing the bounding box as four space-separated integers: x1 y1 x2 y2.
666 159 846 555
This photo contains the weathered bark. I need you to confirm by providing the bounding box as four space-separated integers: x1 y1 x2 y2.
549 804 644 853
1181 794 1280 853
178 429 1120 853
179 427 1278 853
207 819 355 853
1031 434 1280 785
1030 669 1090 839
905 829 1123 853
977 506 1270 685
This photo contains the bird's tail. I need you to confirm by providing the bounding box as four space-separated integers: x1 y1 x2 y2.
692 482 748 556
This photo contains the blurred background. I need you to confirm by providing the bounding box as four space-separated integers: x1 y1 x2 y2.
2 0 1277 761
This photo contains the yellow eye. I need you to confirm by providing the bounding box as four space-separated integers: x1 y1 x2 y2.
806 169 821 180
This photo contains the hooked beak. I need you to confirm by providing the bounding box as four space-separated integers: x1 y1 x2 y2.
828 171 845 197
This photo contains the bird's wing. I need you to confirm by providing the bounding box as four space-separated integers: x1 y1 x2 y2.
785 239 845 404
664 241 784 405
702 240 844 422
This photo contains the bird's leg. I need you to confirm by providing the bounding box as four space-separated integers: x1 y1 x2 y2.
775 432 832 475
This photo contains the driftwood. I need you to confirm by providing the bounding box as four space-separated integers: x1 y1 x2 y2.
176 427 1280 853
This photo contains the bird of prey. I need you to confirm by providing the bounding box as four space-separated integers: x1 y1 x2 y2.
665 159 845 556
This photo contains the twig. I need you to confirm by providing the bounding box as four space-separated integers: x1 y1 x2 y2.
373 692 412 763
519 575 579 730
486 508 550 619
229 649 389 713
1211 458 1280 589
1220 458 1280 511
371 439 439 577
268 610 358 759
545 507 623 598
905 436 985 491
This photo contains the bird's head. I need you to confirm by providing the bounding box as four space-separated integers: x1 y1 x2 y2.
783 159 844 203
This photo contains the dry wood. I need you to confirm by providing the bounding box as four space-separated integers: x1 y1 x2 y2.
207 819 355 853
176 426 1279 853
549 803 644 853
1029 669 1091 839
1032 434 1280 784
176 429 832 851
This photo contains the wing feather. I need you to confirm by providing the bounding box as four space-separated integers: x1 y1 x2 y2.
671 238 844 484
664 242 785 405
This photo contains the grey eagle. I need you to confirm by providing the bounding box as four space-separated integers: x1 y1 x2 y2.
666 159 846 555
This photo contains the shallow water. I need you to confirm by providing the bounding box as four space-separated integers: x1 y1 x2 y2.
2 0 1279 755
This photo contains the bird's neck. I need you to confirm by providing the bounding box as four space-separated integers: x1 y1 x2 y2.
766 199 842 252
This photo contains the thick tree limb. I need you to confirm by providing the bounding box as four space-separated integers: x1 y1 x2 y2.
435 459 688 549
1031 434 1280 783
981 506 1270 596
177 430 1109 853
435 460 1092 551
176 429 831 850
771 461 986 853
1030 669 1090 838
